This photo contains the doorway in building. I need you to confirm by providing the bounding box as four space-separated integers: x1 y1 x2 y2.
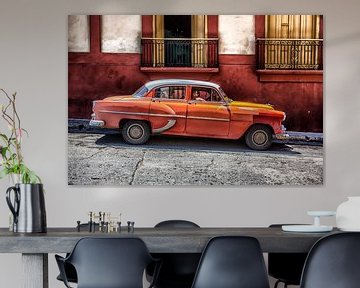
164 15 191 67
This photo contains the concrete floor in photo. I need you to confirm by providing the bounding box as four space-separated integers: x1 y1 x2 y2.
68 133 323 186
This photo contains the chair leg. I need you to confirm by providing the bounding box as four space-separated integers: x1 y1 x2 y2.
274 280 288 288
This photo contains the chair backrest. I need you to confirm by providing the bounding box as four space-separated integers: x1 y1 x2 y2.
66 237 154 288
191 236 270 288
268 224 308 285
300 232 360 288
152 220 201 286
155 219 200 228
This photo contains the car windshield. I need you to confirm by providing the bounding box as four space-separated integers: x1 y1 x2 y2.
219 87 233 103
133 85 149 97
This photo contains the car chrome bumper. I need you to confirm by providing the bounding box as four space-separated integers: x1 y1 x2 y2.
274 133 290 140
89 119 105 127
274 125 289 140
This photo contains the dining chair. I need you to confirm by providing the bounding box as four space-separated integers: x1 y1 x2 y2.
191 236 270 288
147 220 201 288
55 237 160 288
56 223 99 284
268 224 308 288
300 232 360 288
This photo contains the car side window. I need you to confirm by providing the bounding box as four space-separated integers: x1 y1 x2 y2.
154 86 185 100
191 87 210 102
211 89 223 102
191 87 223 102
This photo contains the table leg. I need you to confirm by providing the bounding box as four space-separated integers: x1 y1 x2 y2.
22 253 48 288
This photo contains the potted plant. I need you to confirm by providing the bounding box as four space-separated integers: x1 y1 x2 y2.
0 89 46 233
0 89 41 183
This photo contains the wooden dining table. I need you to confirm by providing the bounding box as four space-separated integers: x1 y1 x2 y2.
0 226 339 288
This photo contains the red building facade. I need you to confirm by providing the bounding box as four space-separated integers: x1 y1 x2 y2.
68 15 323 132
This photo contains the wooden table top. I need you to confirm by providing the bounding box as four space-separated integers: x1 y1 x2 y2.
0 227 339 253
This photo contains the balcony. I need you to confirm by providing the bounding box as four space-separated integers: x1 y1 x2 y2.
256 38 323 70
141 38 219 69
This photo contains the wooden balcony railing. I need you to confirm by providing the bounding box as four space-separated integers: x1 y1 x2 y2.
141 38 219 68
256 38 323 70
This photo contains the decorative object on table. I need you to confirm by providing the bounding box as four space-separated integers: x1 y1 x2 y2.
0 89 46 233
127 221 135 233
282 211 335 232
336 196 360 231
76 211 122 232
6 183 46 233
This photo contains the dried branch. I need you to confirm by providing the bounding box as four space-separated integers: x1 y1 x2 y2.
0 88 40 183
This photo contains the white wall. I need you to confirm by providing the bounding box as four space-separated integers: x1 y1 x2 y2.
219 15 255 54
0 0 359 287
102 15 142 53
68 15 90 52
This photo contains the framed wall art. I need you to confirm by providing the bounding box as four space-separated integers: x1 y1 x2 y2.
68 15 323 186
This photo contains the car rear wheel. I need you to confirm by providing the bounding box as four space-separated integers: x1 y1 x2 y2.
245 125 273 150
121 120 150 145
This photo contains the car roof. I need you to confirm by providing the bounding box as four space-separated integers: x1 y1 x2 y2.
144 79 220 90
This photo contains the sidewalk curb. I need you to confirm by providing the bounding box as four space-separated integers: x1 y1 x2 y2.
68 119 323 145
281 131 323 145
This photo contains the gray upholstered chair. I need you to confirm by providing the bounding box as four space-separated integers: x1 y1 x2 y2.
300 232 360 288
268 224 308 288
56 237 160 288
148 220 201 288
191 236 270 288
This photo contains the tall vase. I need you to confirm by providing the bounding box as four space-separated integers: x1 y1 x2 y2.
336 197 360 231
9 173 22 185
6 183 47 233
7 174 22 231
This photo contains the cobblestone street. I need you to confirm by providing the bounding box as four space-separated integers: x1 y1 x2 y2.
68 133 323 186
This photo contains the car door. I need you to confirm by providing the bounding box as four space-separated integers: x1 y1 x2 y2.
149 85 188 134
186 86 230 137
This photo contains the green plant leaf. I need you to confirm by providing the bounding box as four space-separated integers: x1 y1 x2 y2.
28 170 41 184
21 128 29 137
1 146 8 158
0 168 9 179
0 133 8 142
18 164 41 184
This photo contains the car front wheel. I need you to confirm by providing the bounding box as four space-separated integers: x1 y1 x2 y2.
245 125 273 150
121 120 150 145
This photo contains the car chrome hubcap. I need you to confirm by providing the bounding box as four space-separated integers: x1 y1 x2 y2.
128 124 144 139
253 130 268 146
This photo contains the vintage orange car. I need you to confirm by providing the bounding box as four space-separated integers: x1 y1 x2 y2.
90 79 287 150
